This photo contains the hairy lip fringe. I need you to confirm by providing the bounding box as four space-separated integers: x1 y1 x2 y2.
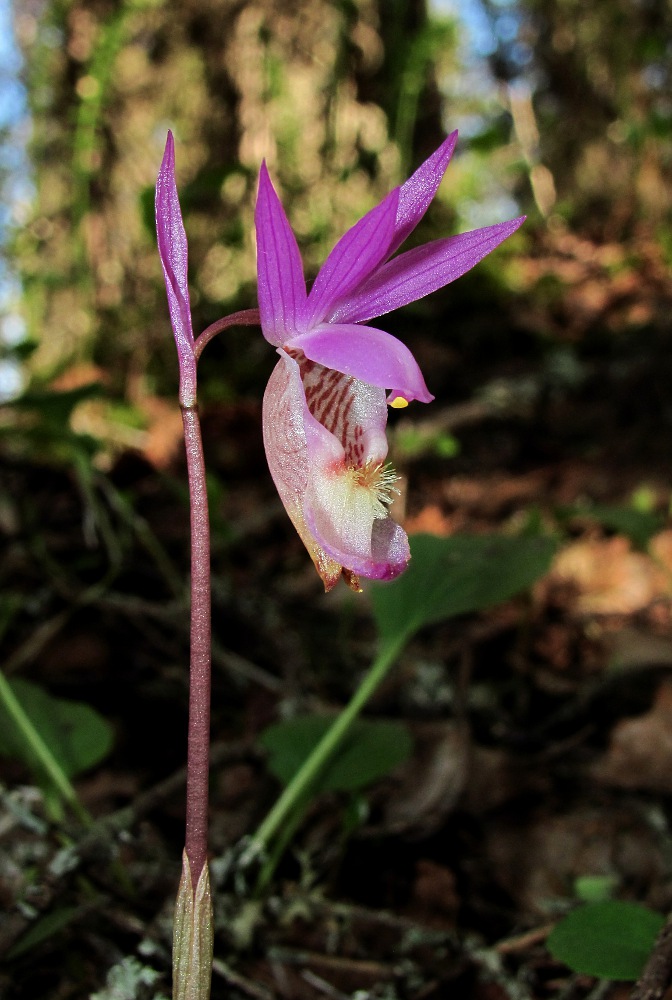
342 460 400 519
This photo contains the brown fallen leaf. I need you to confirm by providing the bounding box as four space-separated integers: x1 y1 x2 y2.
650 529 672 576
485 805 664 916
410 859 459 927
540 536 671 615
137 395 185 469
375 723 546 837
403 503 457 537
592 680 672 794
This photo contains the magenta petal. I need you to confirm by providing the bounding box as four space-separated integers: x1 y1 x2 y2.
255 162 308 346
333 216 526 324
292 323 434 403
306 188 399 327
387 130 459 256
155 132 194 354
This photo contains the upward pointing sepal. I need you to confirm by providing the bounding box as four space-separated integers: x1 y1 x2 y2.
156 132 198 407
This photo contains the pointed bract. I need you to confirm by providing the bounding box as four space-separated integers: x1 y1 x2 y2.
172 851 214 1000
155 132 197 406
255 132 524 588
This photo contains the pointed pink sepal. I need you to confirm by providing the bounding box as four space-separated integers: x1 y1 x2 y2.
389 130 459 255
255 162 308 346
333 216 527 324
306 188 399 328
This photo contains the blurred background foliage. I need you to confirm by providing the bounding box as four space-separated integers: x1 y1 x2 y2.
3 5 672 989
1 0 672 459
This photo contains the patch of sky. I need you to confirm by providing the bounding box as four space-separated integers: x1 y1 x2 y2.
642 64 666 90
430 0 497 58
431 0 530 76
0 0 32 401
494 13 518 44
428 0 524 228
0 9 22 86
428 0 499 132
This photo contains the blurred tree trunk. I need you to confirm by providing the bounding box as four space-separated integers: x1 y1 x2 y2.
11 0 447 397
483 0 672 237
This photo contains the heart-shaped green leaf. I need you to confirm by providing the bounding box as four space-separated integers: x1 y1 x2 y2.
0 678 114 784
547 901 664 980
260 716 412 793
370 533 556 651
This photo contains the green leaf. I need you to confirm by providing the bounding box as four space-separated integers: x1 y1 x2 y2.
559 501 662 550
547 901 664 980
590 504 662 550
0 678 114 784
370 533 556 651
10 383 103 428
574 874 620 904
259 716 412 793
395 426 460 460
7 906 80 959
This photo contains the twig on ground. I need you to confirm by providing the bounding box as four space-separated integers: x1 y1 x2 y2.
95 592 281 691
212 958 275 1000
495 924 554 954
300 969 352 1000
631 910 672 1000
268 947 396 982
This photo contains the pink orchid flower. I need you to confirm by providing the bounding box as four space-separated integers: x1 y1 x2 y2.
257 131 525 592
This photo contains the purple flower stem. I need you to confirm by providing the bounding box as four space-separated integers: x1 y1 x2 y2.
180 306 261 889
194 308 261 361
181 400 212 889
